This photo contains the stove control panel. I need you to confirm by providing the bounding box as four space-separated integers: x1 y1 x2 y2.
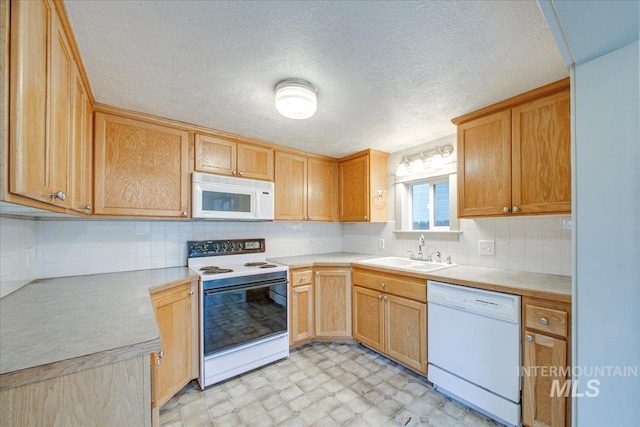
188 238 265 258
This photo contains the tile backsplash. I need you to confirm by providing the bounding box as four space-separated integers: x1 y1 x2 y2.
0 217 38 298
1 213 571 297
342 215 572 276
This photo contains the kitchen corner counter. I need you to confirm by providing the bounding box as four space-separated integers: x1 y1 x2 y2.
0 267 199 390
268 252 377 268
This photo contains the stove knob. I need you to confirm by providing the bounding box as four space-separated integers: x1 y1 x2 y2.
237 242 243 250
222 243 228 251
213 243 219 252
202 244 209 252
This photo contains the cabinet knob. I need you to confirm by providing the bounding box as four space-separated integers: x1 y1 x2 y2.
50 191 66 201
293 288 300 294
308 216 312 220
364 215 368 220
380 282 385 288
181 211 188 217
301 276 306 282
231 170 237 175
304 216 308 220
158 350 165 359
382 295 388 301
378 294 383 300
540 317 548 325
238 171 244 176
156 356 161 366
188 290 194 296
83 204 92 211
503 206 510 213
316 272 320 276
513 206 520 213
525 335 533 342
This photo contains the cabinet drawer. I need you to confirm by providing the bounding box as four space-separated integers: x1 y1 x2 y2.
291 270 313 286
353 270 426 302
525 304 568 337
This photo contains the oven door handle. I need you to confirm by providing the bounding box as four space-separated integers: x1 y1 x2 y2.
203 280 288 296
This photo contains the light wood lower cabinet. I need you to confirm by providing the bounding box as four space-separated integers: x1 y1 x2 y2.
291 284 314 344
150 281 197 409
352 268 427 374
522 297 571 427
314 269 351 338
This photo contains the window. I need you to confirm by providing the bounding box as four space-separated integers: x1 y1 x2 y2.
409 179 450 230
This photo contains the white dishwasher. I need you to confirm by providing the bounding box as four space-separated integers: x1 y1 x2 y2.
427 281 521 427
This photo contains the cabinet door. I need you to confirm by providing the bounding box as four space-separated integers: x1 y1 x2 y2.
385 294 427 373
9 0 69 206
339 155 369 221
274 151 307 221
307 158 337 221
94 113 189 217
291 284 314 344
151 282 194 409
352 286 384 352
523 331 567 427
194 135 237 176
237 143 274 181
69 68 93 214
457 110 511 217
512 90 571 214
315 270 351 338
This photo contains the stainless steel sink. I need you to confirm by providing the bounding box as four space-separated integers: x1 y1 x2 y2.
357 256 456 273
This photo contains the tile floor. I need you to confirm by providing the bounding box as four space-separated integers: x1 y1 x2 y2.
160 342 504 427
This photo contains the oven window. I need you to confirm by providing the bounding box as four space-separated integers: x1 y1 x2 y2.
203 283 287 355
202 191 251 213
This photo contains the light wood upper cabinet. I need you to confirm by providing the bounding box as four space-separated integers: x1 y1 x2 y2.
274 152 337 221
454 80 570 218
94 112 189 218
338 149 388 222
195 134 274 181
314 269 351 338
457 110 511 217
151 281 196 409
9 0 70 207
512 90 571 214
69 69 93 214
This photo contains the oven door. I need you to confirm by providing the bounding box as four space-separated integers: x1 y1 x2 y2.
192 182 258 220
202 275 288 356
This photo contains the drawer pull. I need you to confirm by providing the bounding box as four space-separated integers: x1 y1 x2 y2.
294 289 300 294
380 282 385 288
525 335 533 342
378 294 383 300
301 276 306 282
540 317 549 325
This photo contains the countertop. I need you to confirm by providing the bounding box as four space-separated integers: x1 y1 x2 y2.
270 252 571 303
0 267 199 389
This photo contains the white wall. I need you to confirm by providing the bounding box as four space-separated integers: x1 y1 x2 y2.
0 217 38 298
573 41 639 426
36 220 342 279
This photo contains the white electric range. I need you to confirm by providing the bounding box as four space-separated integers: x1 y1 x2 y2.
187 238 289 389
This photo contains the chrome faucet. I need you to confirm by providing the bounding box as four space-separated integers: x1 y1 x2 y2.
418 234 425 260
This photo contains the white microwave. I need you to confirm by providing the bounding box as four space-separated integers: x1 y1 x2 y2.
192 173 275 220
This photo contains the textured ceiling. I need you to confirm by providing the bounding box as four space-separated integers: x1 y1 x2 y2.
63 0 567 158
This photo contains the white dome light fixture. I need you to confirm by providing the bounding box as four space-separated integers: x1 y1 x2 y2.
275 78 318 119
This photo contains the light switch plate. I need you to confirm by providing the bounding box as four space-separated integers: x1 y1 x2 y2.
479 240 495 256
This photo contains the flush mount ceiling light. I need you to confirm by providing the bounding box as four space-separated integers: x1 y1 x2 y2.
395 144 454 176
274 78 318 119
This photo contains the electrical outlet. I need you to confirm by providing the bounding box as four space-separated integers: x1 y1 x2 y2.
379 239 385 249
309 238 315 248
561 218 572 230
479 240 495 256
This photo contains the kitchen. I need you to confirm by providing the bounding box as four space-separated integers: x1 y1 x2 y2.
0 1 638 427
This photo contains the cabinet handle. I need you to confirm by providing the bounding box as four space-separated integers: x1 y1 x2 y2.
83 205 92 211
181 211 188 217
158 350 164 359
300 276 306 282
308 216 312 220
503 206 510 213
304 216 308 220
525 335 533 342
188 290 194 296
156 356 161 366
238 171 244 176
231 170 236 175
382 295 388 301
316 272 320 276
50 191 66 201
380 282 385 288
540 317 548 325
363 215 368 220
513 206 520 213
378 294 383 300
294 288 300 294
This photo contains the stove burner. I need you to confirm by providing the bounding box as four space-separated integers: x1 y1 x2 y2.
200 266 234 275
245 262 267 267
259 264 277 269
